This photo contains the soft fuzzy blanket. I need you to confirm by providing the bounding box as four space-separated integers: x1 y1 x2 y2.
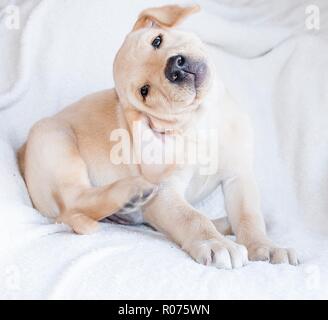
0 0 328 299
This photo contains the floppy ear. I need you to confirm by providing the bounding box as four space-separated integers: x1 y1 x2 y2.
133 4 200 31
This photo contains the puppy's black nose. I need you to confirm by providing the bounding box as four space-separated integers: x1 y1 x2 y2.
165 55 188 83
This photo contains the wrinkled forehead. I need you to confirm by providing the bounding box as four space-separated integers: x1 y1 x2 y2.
120 27 203 61
128 27 199 42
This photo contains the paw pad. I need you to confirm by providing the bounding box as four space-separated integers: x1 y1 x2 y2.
119 187 157 214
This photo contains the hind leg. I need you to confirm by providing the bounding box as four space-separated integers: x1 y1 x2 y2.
56 176 157 234
24 118 157 235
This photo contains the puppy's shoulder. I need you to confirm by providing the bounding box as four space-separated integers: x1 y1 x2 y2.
80 88 118 105
54 89 122 130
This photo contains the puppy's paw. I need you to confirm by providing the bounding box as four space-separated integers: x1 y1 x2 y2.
118 177 158 214
57 213 99 235
248 243 299 266
186 238 248 269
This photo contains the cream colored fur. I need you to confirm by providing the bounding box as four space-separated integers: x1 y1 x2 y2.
18 4 298 269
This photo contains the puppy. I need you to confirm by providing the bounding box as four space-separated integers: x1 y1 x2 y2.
18 4 298 269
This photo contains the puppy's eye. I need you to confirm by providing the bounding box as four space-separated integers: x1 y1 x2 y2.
152 35 162 49
140 85 150 99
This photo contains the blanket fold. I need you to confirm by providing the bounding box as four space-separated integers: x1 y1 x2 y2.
0 0 328 299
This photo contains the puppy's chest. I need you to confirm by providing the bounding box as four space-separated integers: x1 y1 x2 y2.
83 112 225 192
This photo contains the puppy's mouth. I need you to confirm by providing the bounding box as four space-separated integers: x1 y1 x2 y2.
145 102 200 138
142 59 209 137
185 63 208 91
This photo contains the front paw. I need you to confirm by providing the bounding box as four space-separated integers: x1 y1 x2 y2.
247 242 299 266
185 238 248 269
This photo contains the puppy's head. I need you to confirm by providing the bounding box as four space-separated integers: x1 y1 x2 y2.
114 4 214 133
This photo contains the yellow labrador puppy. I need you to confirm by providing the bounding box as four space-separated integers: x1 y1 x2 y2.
18 5 298 269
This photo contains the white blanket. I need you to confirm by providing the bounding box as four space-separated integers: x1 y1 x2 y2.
1 0 328 299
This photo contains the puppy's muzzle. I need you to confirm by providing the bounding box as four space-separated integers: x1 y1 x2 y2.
165 55 207 88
